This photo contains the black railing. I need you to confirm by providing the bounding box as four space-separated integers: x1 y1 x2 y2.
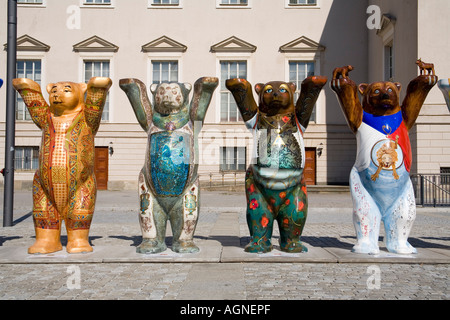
411 174 450 207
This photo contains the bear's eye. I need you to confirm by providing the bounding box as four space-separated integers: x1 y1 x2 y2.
374 89 380 94
265 89 273 94
279 88 287 93
388 88 393 93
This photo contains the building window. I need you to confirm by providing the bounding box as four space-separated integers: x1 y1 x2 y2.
221 0 247 4
16 60 42 121
151 0 179 5
441 167 450 185
288 0 317 5
217 0 250 8
220 147 246 172
83 0 111 4
152 61 179 84
220 61 247 122
384 42 394 81
289 61 316 121
84 61 110 121
18 0 43 4
15 147 39 171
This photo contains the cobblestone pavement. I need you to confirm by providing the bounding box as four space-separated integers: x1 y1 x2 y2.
0 263 448 300
0 190 449 301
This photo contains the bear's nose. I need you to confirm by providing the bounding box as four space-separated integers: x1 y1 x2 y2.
273 92 278 97
381 93 390 100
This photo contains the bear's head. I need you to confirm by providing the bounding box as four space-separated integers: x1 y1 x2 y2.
150 82 192 116
255 81 296 116
358 81 402 116
47 81 87 116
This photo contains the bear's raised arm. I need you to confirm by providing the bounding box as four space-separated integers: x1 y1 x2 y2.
85 77 113 134
225 78 258 122
119 78 153 132
401 73 438 130
12 78 49 129
295 75 328 130
190 77 219 123
330 67 363 133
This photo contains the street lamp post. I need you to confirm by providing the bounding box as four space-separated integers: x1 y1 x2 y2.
3 0 17 227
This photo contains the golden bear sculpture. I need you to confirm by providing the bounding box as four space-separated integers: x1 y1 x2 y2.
13 77 112 254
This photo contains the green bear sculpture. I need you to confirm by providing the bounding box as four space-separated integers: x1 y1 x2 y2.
120 77 218 254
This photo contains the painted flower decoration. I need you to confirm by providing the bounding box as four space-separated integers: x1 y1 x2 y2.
261 216 269 228
249 199 259 210
297 200 304 211
302 185 308 195
248 184 255 194
282 115 290 123
279 192 286 199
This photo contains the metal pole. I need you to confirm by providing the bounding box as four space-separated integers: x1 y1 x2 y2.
3 0 17 227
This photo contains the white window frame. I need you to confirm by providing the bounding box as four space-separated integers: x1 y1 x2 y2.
384 41 394 81
381 28 395 81
17 0 46 7
148 0 183 8
215 53 252 123
146 52 184 88
216 0 252 9
285 0 320 9
284 52 323 124
151 61 179 84
220 146 247 172
78 52 114 122
15 52 46 122
14 146 40 172
80 0 115 9
377 15 396 82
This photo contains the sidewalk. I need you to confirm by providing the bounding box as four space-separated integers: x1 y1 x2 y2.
0 189 449 301
1 189 449 264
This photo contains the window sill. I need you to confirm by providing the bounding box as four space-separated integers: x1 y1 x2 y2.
217 5 251 9
18 4 46 8
81 4 115 9
285 5 320 9
149 5 182 9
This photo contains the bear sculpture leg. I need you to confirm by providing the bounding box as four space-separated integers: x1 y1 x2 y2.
245 168 308 253
137 171 200 254
382 180 417 254
29 173 63 254
350 168 382 255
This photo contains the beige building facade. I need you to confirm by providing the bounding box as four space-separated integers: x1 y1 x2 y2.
0 0 448 191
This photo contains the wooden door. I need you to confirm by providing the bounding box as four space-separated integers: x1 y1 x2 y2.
304 148 316 186
95 147 109 190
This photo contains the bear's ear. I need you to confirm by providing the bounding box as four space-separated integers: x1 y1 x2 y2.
150 83 159 94
46 83 56 94
288 82 296 94
358 83 369 95
183 83 192 94
255 83 265 95
394 82 402 92
78 83 87 96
